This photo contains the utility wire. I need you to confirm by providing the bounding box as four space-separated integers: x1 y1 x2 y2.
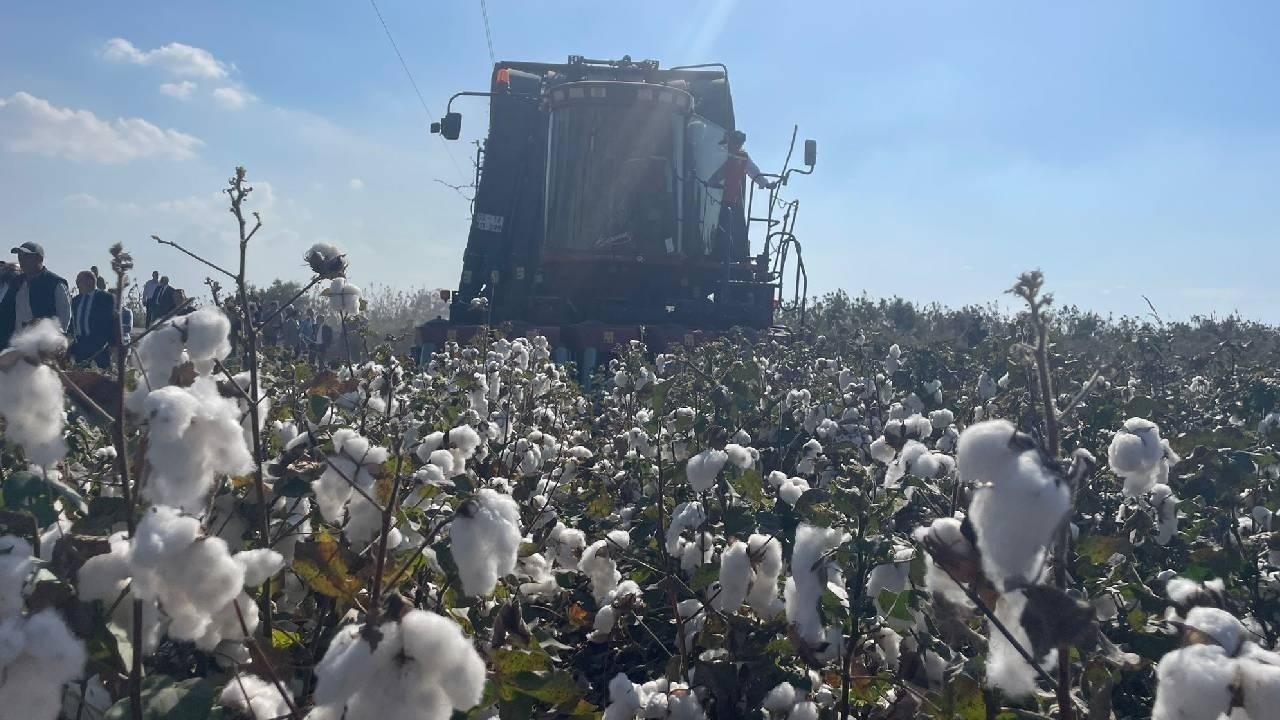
367 0 468 182
479 0 497 65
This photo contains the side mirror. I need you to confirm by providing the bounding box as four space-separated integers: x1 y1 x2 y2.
804 139 817 168
431 112 463 140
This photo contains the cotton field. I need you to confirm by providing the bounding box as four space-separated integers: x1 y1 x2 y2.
1 250 1279 720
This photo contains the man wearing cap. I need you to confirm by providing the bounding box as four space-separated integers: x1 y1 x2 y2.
708 130 775 262
69 270 118 369
4 242 71 344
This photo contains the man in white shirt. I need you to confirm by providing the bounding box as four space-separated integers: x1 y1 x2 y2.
9 242 71 335
142 270 159 325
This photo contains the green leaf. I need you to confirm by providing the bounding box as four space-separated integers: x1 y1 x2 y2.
73 496 130 536
308 395 331 423
293 529 364 606
1077 534 1129 564
688 564 719 592
876 589 912 622
586 490 613 519
492 647 553 676
507 670 584 706
1 470 56 527
271 627 303 649
733 468 764 506
274 474 313 498
105 676 221 720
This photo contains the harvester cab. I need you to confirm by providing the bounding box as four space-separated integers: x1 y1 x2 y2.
418 55 815 381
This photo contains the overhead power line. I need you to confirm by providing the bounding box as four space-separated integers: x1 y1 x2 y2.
367 0 468 183
479 0 497 65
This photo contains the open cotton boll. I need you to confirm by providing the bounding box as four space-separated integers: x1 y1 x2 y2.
713 540 752 612
1109 417 1179 496
1148 484 1180 545
547 522 586 568
327 278 362 315
904 414 933 438
178 307 231 369
762 682 798 713
312 429 387 523
913 517 977 608
603 673 643 720
218 674 291 720
960 420 1069 589
985 590 1055 698
1239 652 1280 720
869 436 895 464
1183 606 1247 655
580 539 621 602
0 322 69 468
778 476 810 506
0 536 33 619
312 610 485 719
1152 643 1235 720
143 378 254 513
687 449 728 492
746 534 784 618
724 443 754 470
450 489 522 596
0 608 87 720
234 549 285 588
786 524 845 645
667 502 707 555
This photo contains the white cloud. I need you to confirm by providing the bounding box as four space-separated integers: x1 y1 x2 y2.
159 81 197 100
101 38 228 79
212 86 254 110
348 178 364 190
0 91 203 163
62 193 105 209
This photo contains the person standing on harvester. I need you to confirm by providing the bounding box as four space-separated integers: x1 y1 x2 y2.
708 129 775 262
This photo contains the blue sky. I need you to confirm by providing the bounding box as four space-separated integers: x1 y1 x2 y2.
1 1 1277 321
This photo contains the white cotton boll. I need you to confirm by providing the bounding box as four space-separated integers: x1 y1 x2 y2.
746 534 784 618
0 537 33 619
0 608 86 720
0 323 69 467
38 519 70 563
580 539 621 602
7 318 67 358
680 533 713 572
869 437 895 464
548 523 586 568
667 502 706 555
767 470 787 488
590 605 618 642
143 379 254 513
1152 643 1235 720
219 674 292 720
604 673 642 720
929 409 955 429
1148 484 1180 545
687 449 728 492
179 307 232 368
235 549 284 587
327 278 362 315
398 609 487 713
789 701 820 720
913 518 976 608
762 681 797 713
986 590 1054 698
1183 606 1247 655
977 372 997 401
960 420 1069 589
713 540 752 612
451 489 522 596
786 524 844 645
311 621 403 709
1240 654 1280 719
1109 417 1178 496
724 444 754 470
779 477 809 506
904 414 933 438
874 626 902 668
607 529 631 550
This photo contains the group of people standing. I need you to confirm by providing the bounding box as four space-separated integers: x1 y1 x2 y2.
0 242 135 368
3 241 345 371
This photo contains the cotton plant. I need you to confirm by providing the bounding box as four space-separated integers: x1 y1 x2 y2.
0 536 86 720
1152 605 1280 719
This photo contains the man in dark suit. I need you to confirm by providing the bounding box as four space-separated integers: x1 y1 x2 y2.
69 270 118 369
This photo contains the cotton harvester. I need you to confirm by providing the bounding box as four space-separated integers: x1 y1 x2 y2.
416 55 815 382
